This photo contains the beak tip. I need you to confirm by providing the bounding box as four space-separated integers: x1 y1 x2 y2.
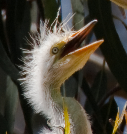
96 39 104 47
91 19 98 25
89 39 104 50
100 39 104 44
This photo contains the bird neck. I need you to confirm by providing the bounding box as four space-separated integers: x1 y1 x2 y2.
42 84 64 126
35 78 64 120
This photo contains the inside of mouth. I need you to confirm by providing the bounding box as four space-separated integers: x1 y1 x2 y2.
60 32 88 59
60 40 81 59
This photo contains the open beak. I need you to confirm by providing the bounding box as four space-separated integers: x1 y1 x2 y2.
60 20 104 59
53 20 104 86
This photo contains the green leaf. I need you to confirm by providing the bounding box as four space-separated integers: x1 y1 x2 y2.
4 76 18 134
91 97 117 134
71 0 85 30
41 0 59 25
101 97 117 134
0 8 9 56
0 41 19 81
6 0 31 65
85 70 107 115
91 70 107 102
15 1 31 51
88 0 127 92
6 2 34 133
0 113 7 134
82 77 105 132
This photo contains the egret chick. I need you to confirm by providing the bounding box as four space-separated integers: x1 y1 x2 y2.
21 18 104 134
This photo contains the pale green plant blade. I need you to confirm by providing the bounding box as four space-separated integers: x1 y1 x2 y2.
71 0 85 30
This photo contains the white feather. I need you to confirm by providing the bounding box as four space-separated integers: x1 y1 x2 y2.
20 15 92 134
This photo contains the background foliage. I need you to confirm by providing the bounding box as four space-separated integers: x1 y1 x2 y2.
0 0 127 134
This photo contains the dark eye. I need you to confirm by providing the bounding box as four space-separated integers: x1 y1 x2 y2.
52 47 59 54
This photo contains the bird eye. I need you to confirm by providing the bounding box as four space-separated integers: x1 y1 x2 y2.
52 47 59 54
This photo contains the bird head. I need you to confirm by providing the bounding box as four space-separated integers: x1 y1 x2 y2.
33 20 103 90
21 19 104 117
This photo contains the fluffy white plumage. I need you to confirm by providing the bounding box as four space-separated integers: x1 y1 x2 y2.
20 16 99 134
